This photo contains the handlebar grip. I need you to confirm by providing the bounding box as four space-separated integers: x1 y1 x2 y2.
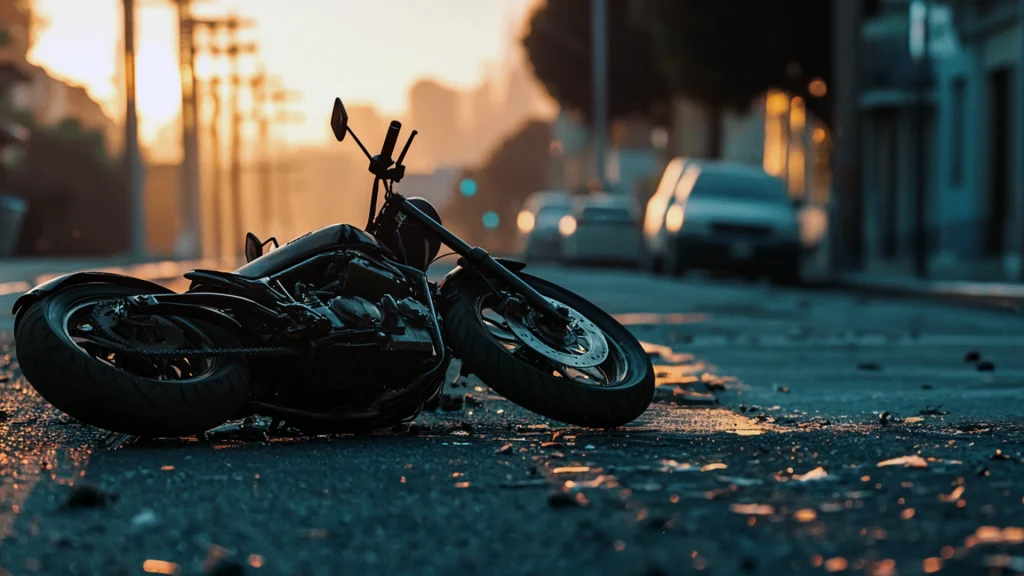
380 121 401 164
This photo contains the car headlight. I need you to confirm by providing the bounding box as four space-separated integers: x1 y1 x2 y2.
558 215 577 237
665 204 684 233
517 211 535 234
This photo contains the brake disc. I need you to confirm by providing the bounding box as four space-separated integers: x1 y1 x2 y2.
505 297 610 369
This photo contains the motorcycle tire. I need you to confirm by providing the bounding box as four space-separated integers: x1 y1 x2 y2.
14 283 251 437
443 271 655 428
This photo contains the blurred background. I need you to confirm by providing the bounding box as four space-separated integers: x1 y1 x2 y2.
0 0 1018 286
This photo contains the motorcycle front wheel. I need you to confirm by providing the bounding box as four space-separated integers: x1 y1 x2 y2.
14 283 251 437
443 272 655 428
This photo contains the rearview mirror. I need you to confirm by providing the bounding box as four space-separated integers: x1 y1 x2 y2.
330 97 348 142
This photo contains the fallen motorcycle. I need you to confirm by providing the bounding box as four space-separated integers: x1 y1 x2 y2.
11 98 655 437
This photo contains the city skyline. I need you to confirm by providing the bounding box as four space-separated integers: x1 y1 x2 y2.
26 0 543 153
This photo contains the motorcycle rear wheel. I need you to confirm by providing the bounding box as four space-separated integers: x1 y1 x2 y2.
443 272 655 428
14 283 251 437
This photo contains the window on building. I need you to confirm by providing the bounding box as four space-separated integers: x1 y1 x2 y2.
950 78 965 186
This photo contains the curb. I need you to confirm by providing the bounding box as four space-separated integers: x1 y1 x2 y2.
809 276 1024 312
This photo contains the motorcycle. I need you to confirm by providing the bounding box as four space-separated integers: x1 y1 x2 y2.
11 98 656 437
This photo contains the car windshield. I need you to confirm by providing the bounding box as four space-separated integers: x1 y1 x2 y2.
535 205 570 227
579 205 634 223
690 171 789 204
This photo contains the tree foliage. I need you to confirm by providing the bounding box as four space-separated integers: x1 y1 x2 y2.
441 120 553 252
521 0 669 123
633 0 833 127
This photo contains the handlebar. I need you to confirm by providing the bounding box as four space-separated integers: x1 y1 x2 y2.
380 121 401 165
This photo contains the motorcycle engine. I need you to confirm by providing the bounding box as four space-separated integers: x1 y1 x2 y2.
299 251 436 410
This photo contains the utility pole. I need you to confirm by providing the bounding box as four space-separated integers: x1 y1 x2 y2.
251 68 272 230
204 76 224 260
911 0 931 278
193 15 256 258
590 0 609 193
175 0 201 259
270 85 302 236
123 0 146 258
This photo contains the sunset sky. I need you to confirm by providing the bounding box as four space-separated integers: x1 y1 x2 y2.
26 0 539 147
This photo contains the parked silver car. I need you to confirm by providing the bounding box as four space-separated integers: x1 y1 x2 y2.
642 156 693 272
661 162 802 284
516 191 573 261
562 194 643 266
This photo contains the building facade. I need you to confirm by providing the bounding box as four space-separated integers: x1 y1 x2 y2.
846 0 1024 281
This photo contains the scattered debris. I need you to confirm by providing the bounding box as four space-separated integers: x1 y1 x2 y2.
669 387 718 406
540 441 564 449
991 449 1012 461
552 466 590 474
0 374 9 383
700 463 728 472
457 421 474 435
920 406 950 416
879 411 893 427
729 503 774 515
793 508 817 523
204 416 270 441
877 455 928 468
964 351 982 363
130 508 159 530
496 443 514 455
61 485 117 509
584 444 596 450
857 362 881 371
659 459 697 473
775 385 790 393
792 467 829 482
464 394 484 408
904 417 926 424
977 360 995 372
937 486 965 503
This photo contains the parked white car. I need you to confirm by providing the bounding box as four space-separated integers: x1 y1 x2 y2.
562 194 643 266
516 191 573 261
661 161 803 284
642 156 694 272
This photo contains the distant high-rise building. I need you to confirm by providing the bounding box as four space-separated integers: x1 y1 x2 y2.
408 79 460 171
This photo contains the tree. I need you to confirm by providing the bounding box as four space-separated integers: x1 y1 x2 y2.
441 120 553 252
521 0 669 123
633 0 832 155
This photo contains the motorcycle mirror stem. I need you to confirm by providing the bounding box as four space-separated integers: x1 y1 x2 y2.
346 125 374 162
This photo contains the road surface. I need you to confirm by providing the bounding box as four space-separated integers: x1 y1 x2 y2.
2 265 1024 575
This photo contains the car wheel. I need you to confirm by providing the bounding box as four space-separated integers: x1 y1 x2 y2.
664 245 687 277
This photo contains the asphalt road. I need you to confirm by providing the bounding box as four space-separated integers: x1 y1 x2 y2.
3 265 1024 575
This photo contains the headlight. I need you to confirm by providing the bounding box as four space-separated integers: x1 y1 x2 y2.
517 211 535 233
558 215 577 236
665 204 684 233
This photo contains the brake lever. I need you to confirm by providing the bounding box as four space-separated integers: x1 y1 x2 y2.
395 130 418 168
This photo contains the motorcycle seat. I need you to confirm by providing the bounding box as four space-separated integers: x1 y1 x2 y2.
234 224 383 279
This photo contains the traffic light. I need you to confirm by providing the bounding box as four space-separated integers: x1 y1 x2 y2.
459 178 478 197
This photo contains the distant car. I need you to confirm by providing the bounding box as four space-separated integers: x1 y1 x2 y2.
516 191 573 261
642 157 694 272
561 194 643 266
661 162 802 284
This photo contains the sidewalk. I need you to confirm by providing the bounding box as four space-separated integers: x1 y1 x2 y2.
0 256 241 296
834 272 1024 310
